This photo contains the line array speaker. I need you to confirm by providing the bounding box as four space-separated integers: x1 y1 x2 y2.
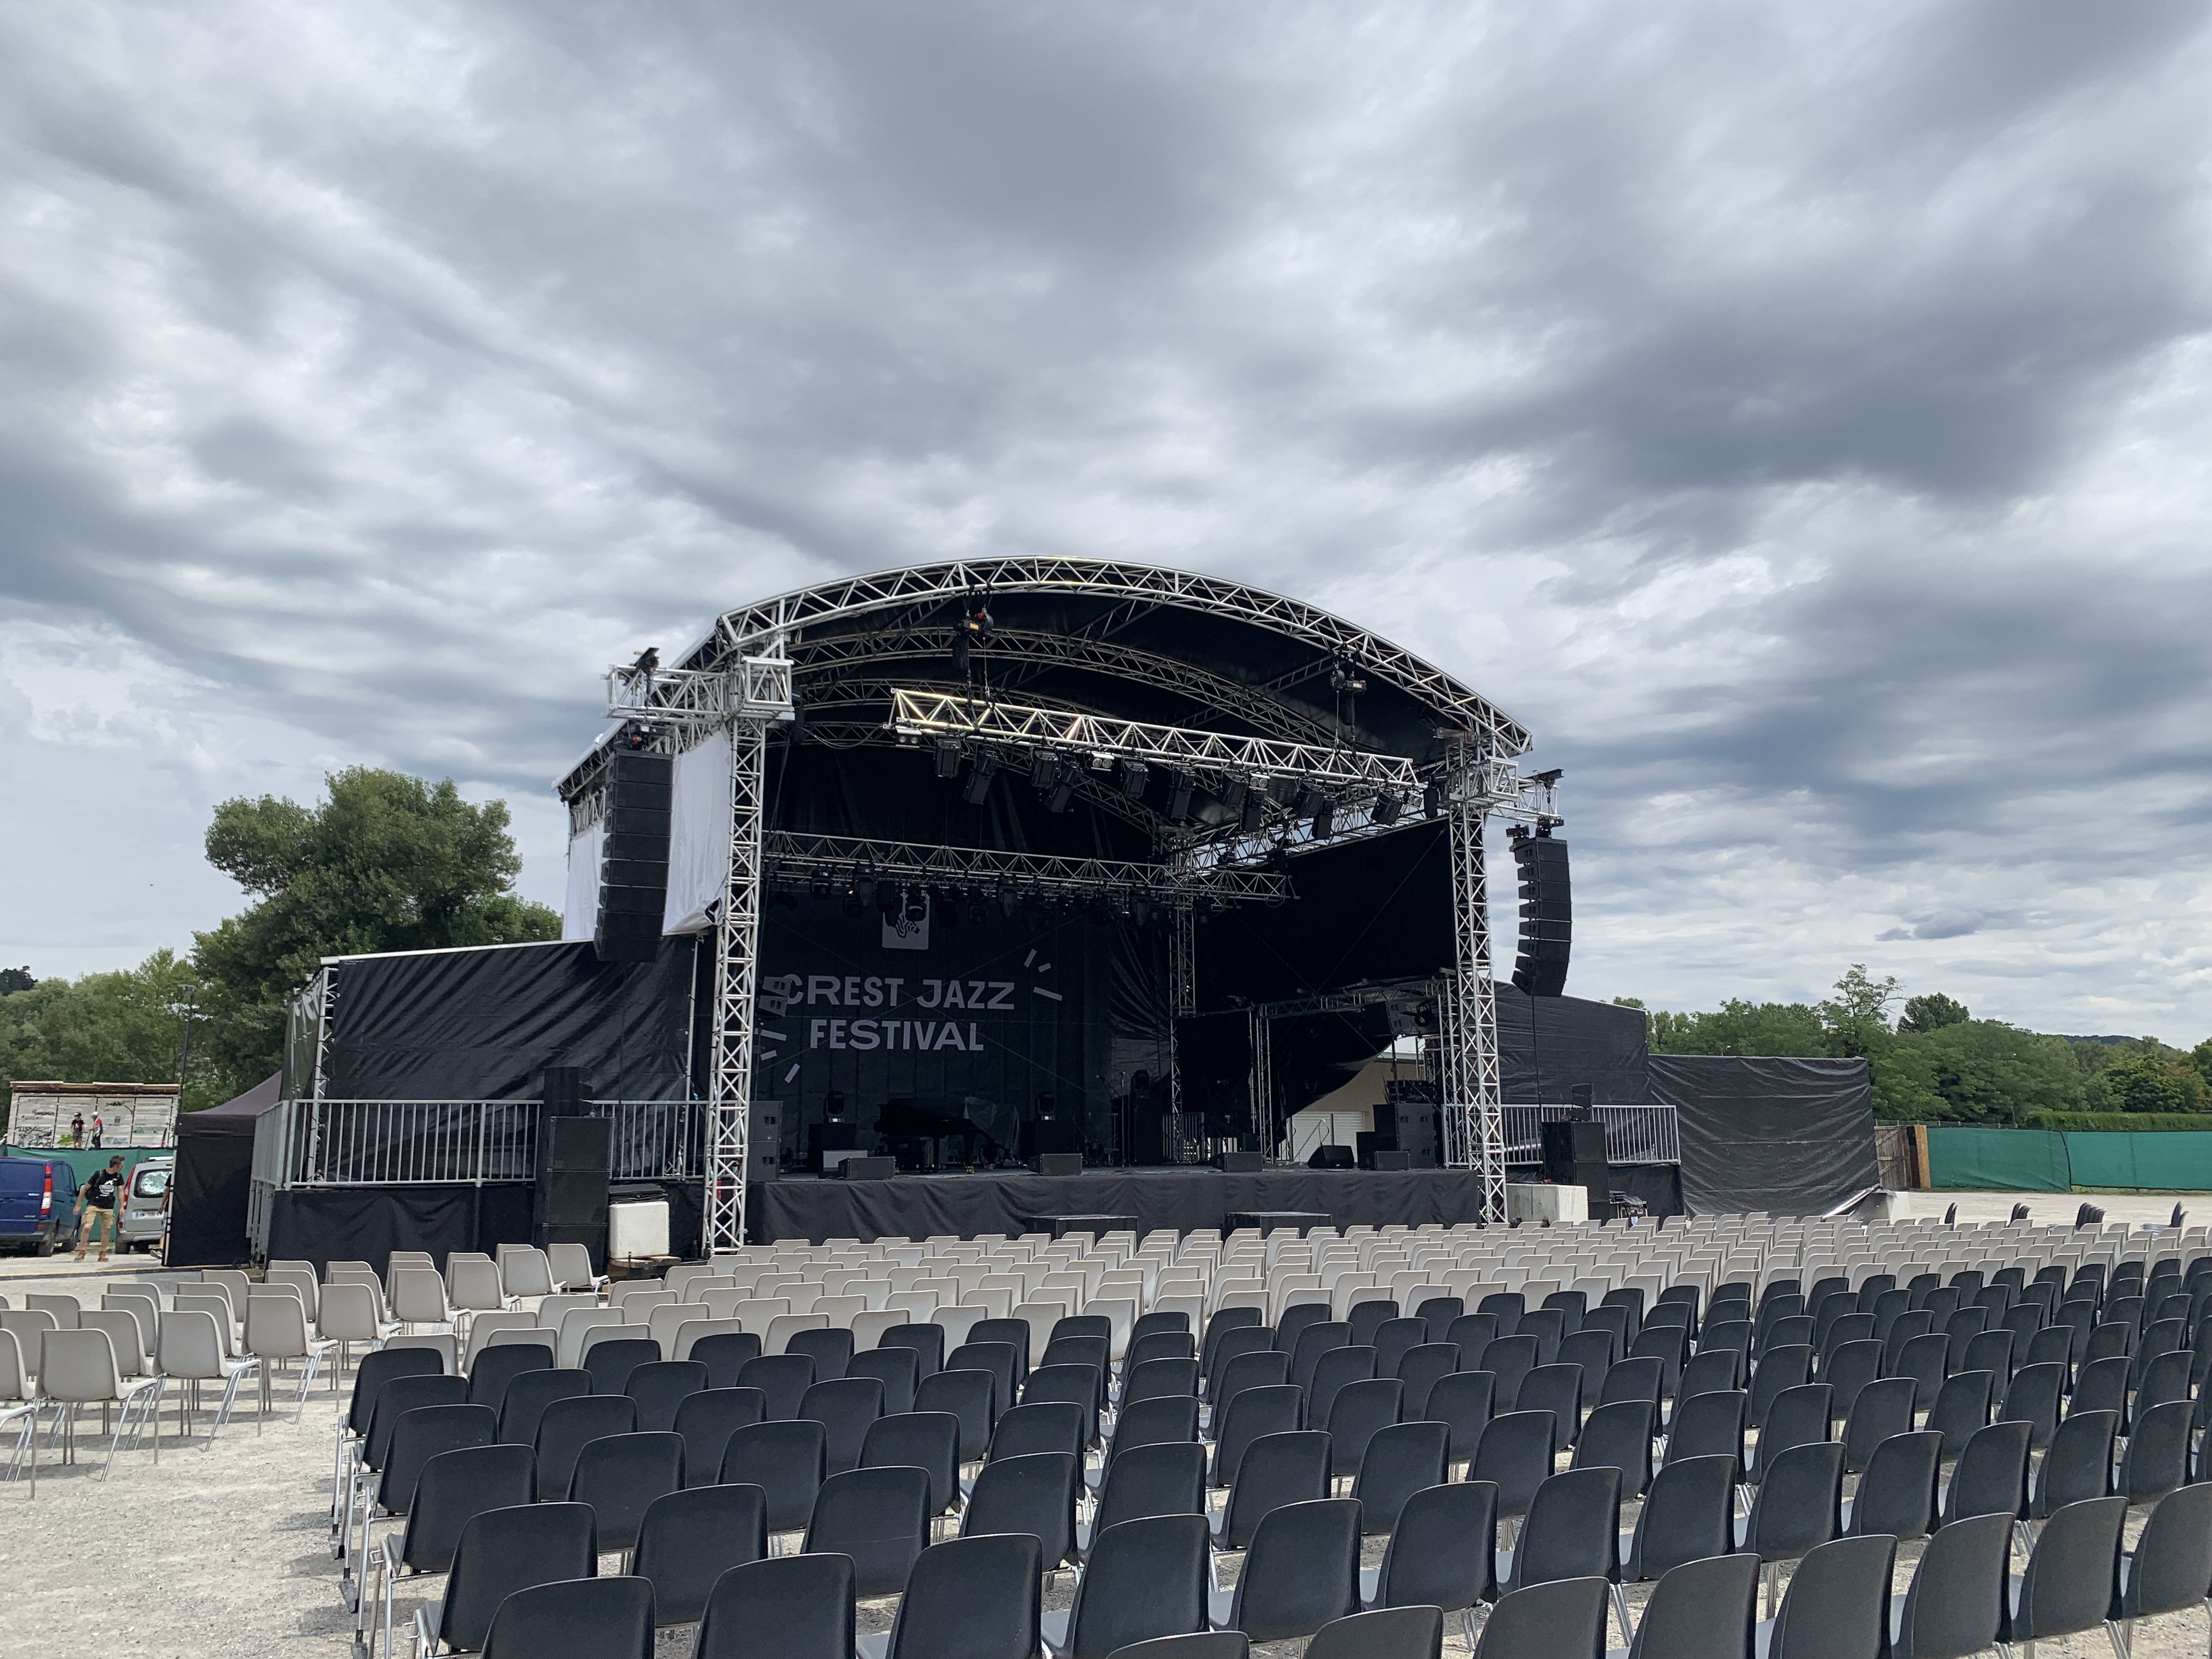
1510 832 1572 997
595 749 673 965
535 1112 613 1266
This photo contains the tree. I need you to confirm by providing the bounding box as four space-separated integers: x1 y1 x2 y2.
0 949 222 1107
1898 992 1970 1034
2101 1049 2211 1115
0 967 34 995
1819 964 1898 1058
2193 1037 2212 1092
1647 999 1829 1056
1898 1020 2084 1124
191 769 560 1094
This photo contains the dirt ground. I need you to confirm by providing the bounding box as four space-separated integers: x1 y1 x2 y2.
6 1206 2212 1659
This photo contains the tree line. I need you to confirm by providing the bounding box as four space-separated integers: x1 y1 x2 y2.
1617 967 2212 1127
0 769 560 1112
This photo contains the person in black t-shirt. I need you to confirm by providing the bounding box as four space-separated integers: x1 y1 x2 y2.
77 1155 125 1261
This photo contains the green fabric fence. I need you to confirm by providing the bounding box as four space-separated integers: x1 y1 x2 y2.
1926 1126 2212 1192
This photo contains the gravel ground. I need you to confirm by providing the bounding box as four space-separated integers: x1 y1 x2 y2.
9 1204 2212 1659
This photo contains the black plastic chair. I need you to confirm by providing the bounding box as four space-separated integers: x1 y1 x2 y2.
1052 1314 1111 1347
580 1336 661 1396
1349 1419 1446 1537
478 1573 651 1659
1469 1410 1554 1523
1289 1323 1355 1393
1889 1332 1949 1413
1924 1369 1994 1463
799 1375 882 1475
1843 1428 1938 1542
2071 1355 2130 1420
1048 1513 1210 1659
348 1345 447 1439
970 1317 1035 1382
1024 1363 1103 1446
1701 1321 1753 1369
1580 1305 1630 1359
1673 1346 1741 1406
1624 1551 1758 1659
1372 1318 1427 1380
1595 1355 1661 1412
916 1368 995 1463
1304 1606 1442 1659
1362 1479 1494 1643
692 1330 764 1391
945 1341 1019 1419
2086 1322 2134 1367
2121 1397 2192 1507
567 1430 682 1553
1996 1359 2066 1450
1325 1378 1402 1479
1759 1533 1892 1659
1412 1295 1464 1330
532 1393 635 1502
629 1482 766 1626
691 1551 854 1659
465 1343 551 1412
1745 1384 1831 1488
1570 1398 1652 1498
2022 1323 2074 1375
1515 1308 1566 1369
1662 1387 1745 1474
848 1346 921 1417
494 1367 590 1451
1209 1429 1330 1551
1621 1454 1735 1589
624 1359 707 1434
1471 1576 1607 1659
2027 1407 2115 1519
861 1410 961 1516
1821 1339 1883 1425
674 1387 766 1488
962 1449 1079 1570
1044 1335 1111 1395
368 1443 535 1655
2134 1346 2191 1421
1209 1384 1302 1488
719 1418 826 1534
1124 1356 1200 1407
1132 1310 1192 1345
2114 1477 2212 1651
1105 1633 1248 1659
1558 1329 1615 1379
880 1322 945 1381
1839 1375 1913 1474
422 1502 596 1657
1211 1497 1361 1643
1516 1364 1583 1453
1940 1418 2029 1528
1209 1350 1290 1427
804 1464 930 1598
785 1327 854 1384
1106 1393 1198 1470
1446 1312 1500 1357
1274 1304 1334 1356
1084 1440 1207 1551
1747 1346 1813 1430
1630 1324 1686 1400
1423 1369 1493 1469
1475 1293 1523 1336
1205 1327 1276 1396
1482 1335 1539 1412
1502 1466 1619 1598
2004 1493 2125 1653
1306 1347 1377 1438
1347 1300 1400 1348
735 1353 815 1421
1734 1439 1843 1596
986 1400 1085 1465
1881 1310 1935 1374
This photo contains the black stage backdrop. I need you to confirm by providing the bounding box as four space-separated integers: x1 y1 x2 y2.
1496 989 1650 1104
1649 1055 1877 1214
167 1072 276 1266
322 938 696 1101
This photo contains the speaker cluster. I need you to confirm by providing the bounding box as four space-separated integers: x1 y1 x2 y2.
1509 832 1572 997
595 748 673 964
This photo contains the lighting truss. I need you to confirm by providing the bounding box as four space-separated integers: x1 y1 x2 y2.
764 832 1291 906
888 687 1423 791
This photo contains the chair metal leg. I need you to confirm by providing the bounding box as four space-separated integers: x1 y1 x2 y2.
2103 1616 2128 1659
1610 1582 1633 1647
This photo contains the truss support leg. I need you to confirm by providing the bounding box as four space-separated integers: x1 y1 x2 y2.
704 715 770 1255
1167 905 1195 1121
1441 785 1504 1222
1249 1008 1275 1163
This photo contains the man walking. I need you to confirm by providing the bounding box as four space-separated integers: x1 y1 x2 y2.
77 1154 125 1262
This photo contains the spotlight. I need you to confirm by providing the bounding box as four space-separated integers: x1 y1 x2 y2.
1294 780 1326 817
934 741 963 781
809 876 833 901
1166 769 1194 821
996 877 1017 918
1373 792 1403 827
1047 760 1080 813
966 888 988 924
1119 760 1148 799
1028 749 1058 789
933 888 958 928
842 884 862 918
962 754 998 806
1311 797 1335 839
877 882 902 918
1132 897 1153 928
1422 780 1444 819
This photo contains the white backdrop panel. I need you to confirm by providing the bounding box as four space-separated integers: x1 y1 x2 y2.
562 819 604 941
663 731 732 934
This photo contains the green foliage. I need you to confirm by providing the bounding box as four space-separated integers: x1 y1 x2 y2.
1899 992 1970 1034
1646 999 1828 1056
1878 1020 2086 1125
0 967 35 995
2022 1110 2212 1132
0 950 225 1109
2097 1049 2211 1114
2197 1039 2212 1090
1819 964 1898 1058
190 769 560 1095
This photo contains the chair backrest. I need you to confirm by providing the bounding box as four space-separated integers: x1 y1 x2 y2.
2011 1494 2126 1643
1217 1430 1331 1551
848 1345 922 1415
2121 1398 2193 1505
917 1367 996 1460
466 1336 553 1409
1094 1440 1209 1534
1626 1551 1761 1659
884 1533 1041 1659
1507 1466 1620 1593
1847 1429 1938 1542
630 1483 768 1627
567 1430 685 1551
1372 1477 1496 1612
380 1403 498 1516
1623 1453 1736 1584
861 1409 961 1514
961 1449 1079 1568
396 1443 537 1575
2120 1476 2212 1620
691 1328 765 1385
692 1551 855 1659
1893 1511 2010 1659
1103 1637 1249 1659
1760 1534 1893 1659
1570 1398 1654 1498
1065 1512 1211 1659
987 1399 1084 1463
533 1392 637 1498
1227 1498 1362 1643
804 1464 932 1598
1423 1368 1494 1466
799 1375 884 1475
624 1358 708 1433
1472 1576 1609 1659
1306 1607 1443 1659
736 1352 817 1420
1211 1383 1303 1487
481 1575 652 1659
437 1503 599 1655
674 1386 768 1487
1943 1418 2030 1528
1471 1409 1556 1520
720 1419 827 1533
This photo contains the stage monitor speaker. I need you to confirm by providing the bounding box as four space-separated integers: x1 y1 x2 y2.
836 1156 896 1180
1030 1152 1083 1177
594 749 673 965
1510 832 1572 997
1539 1118 1611 1220
1357 1137 1412 1171
1372 1102 1440 1169
1307 1145 1356 1171
1214 1150 1263 1173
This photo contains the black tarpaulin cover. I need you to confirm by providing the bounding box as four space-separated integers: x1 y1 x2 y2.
323 938 697 1101
167 1072 276 1266
1495 988 1650 1104
1649 1054 1877 1215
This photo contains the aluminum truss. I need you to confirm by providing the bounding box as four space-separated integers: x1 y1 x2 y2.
763 832 1291 906
1167 906 1196 1118
1438 743 1506 1221
889 688 1424 791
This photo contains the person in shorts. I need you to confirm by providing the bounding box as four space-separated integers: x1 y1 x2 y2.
77 1155 125 1261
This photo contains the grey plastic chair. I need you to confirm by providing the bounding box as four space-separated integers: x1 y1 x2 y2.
1759 1533 1893 1659
1471 1576 1608 1659
1209 1497 1361 1643
1889 1510 2011 1659
1843 1429 1939 1542
2004 1494 2125 1655
1046 1513 1210 1659
1629 1550 1759 1659
692 1551 854 1659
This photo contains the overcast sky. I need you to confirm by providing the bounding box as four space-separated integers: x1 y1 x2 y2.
4 2 2209 1040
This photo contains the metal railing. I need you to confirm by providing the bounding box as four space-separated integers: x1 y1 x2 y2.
1498 1104 1680 1165
251 1097 701 1191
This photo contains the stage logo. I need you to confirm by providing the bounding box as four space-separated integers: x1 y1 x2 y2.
883 889 930 952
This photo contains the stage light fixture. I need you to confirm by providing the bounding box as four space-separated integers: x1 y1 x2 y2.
1028 748 1058 789
1423 780 1444 819
1132 897 1153 927
809 876 833 900
1374 791 1404 826
933 888 958 928
962 754 998 806
1119 760 1148 799
996 877 1017 918
877 882 903 918
1166 769 1194 820
842 884 862 918
934 740 963 780
856 876 878 905
1047 760 1080 813
966 888 987 924
1294 782 1326 817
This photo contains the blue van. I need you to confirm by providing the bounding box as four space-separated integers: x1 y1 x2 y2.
0 1156 81 1255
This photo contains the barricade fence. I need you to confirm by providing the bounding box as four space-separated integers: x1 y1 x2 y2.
1498 1104 1681 1166
250 1096 701 1190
